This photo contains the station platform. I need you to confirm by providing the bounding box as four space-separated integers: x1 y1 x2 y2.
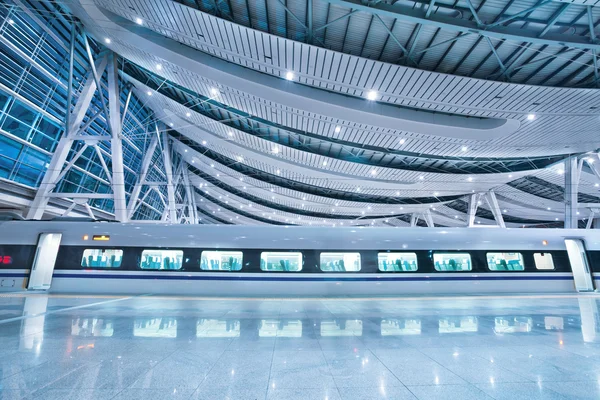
1 293 599 399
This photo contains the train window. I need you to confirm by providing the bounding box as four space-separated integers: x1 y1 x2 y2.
260 252 302 271
433 253 472 271
200 251 243 271
378 252 418 272
81 249 123 268
487 253 525 271
534 253 555 270
320 252 361 272
140 249 183 270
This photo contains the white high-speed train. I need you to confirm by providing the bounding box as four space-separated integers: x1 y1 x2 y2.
0 221 598 295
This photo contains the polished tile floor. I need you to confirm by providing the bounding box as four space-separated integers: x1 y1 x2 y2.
1 293 600 399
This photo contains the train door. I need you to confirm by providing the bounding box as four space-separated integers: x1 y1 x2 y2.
565 238 595 292
27 233 62 290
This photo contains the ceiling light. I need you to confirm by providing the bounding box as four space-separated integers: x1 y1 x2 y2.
156 64 162 70
210 87 218 96
228 131 233 137
210 164 214 167
322 161 327 166
455 215 459 219
334 126 341 133
595 183 599 187
239 177 243 181
467 177 473 182
186 112 191 117
303 197 306 200
237 156 243 161
508 174 513 178
557 169 564 175
434 192 439 196
135 17 143 25
285 71 294 80
184 149 187 152
169 122 174 127
547 207 551 210
370 170 377 175
366 90 378 100
272 147 279 153
8 19 15 25
399 139 405 145
276 169 280 174
396 191 400 196
104 38 111 44
192 160 195 163
527 113 536 121
461 146 468 152
356 187 361 192
147 91 152 96
419 176 424 180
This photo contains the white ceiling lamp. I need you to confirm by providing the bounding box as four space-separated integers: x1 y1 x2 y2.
186 112 191 117
467 177 473 182
169 122 174 127
135 17 143 25
276 169 280 174
156 64 162 71
434 192 439 196
147 91 152 96
527 113 536 121
104 38 111 44
322 161 327 166
419 176 424 180
461 146 468 152
366 90 378 100
202 140 207 145
228 131 233 137
8 19 15 25
272 147 279 154
334 126 341 133
399 139 405 145
210 164 214 167
508 174 513 178
370 169 377 175
210 87 219 96
285 71 295 80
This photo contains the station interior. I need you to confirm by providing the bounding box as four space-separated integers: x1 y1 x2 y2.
1 0 600 399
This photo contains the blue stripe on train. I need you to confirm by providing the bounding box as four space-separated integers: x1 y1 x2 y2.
0 272 577 282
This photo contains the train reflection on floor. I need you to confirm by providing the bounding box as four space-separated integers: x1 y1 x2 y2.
2 295 600 399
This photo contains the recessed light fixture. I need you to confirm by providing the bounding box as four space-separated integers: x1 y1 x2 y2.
135 17 143 25
557 169 564 175
104 38 111 44
399 139 405 145
156 64 162 70
210 164 214 167
228 131 233 137
272 147 279 153
210 87 218 96
419 176 424 180
467 177 473 182
322 161 327 166
202 140 207 145
527 113 536 121
503 209 507 213
169 122 174 127
285 71 294 80
147 91 152 96
186 112 191 117
461 146 468 152
8 19 15 25
184 149 187 152
276 169 280 174
370 170 377 175
335 126 341 133
366 90 378 100
434 192 439 196
547 207 552 210
508 174 513 178
595 183 599 187
356 187 361 192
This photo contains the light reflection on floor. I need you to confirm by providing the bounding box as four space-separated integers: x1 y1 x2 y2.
0 294 600 399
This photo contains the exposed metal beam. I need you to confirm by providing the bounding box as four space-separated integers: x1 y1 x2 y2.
485 191 506 228
127 131 159 218
161 130 178 222
565 157 579 229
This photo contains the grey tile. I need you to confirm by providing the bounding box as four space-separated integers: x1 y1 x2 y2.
540 381 600 400
475 383 569 400
266 388 341 400
337 386 417 400
190 386 267 400
111 389 195 400
407 384 493 400
0 390 28 400
26 389 120 400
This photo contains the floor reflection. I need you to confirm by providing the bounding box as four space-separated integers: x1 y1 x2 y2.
2 295 600 399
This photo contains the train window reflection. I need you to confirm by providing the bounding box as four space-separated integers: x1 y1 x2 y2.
321 320 362 336
81 249 123 268
378 252 417 271
260 252 302 271
534 253 555 270
487 252 525 271
433 253 472 271
439 317 478 333
320 252 361 272
197 319 240 337
71 318 114 337
494 317 532 333
381 319 421 336
259 320 302 337
201 251 242 271
545 316 564 330
140 249 183 270
134 318 177 338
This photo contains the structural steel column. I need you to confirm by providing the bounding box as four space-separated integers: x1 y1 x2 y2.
127 132 158 218
26 53 109 220
565 157 579 229
107 52 128 222
467 193 478 227
182 167 198 223
161 131 178 223
485 191 506 228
